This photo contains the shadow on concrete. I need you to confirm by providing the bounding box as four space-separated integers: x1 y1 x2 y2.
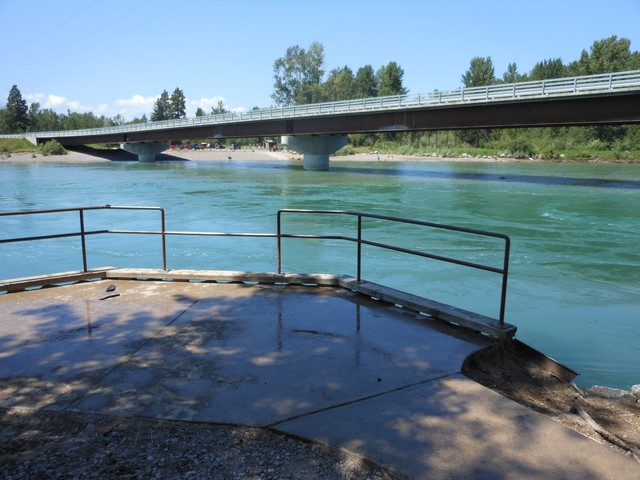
0 280 636 479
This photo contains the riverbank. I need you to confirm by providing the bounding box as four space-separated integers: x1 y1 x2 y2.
3 147 630 164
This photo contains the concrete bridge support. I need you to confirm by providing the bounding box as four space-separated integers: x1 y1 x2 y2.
281 135 349 171
121 141 170 162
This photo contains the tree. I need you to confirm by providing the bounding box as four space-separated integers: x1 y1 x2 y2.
323 66 355 101
502 63 526 83
150 90 170 121
353 65 378 98
61 110 104 130
272 42 325 106
169 87 186 119
33 108 62 131
567 36 640 76
376 61 407 96
459 57 495 147
210 100 228 115
5 85 30 133
129 114 148 124
530 58 566 80
461 57 495 87
195 107 206 117
112 113 126 125
28 102 40 131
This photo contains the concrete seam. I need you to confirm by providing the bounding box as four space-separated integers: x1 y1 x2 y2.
267 372 458 428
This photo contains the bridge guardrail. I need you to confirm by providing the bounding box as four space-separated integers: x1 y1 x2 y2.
2 70 639 141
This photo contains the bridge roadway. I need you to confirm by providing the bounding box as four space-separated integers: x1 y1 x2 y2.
5 70 640 168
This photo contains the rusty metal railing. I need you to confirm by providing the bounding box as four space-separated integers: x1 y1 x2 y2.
1 205 510 325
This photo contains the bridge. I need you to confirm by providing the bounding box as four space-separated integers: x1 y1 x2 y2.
5 70 640 170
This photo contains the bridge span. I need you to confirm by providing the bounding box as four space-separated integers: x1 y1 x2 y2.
5 70 640 170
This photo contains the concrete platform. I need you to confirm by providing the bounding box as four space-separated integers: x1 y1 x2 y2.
0 277 637 478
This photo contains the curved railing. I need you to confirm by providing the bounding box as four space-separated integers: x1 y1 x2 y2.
2 70 639 141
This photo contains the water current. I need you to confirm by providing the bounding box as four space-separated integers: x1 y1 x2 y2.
1 157 638 389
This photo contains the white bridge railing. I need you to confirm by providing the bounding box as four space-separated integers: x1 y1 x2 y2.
4 70 640 140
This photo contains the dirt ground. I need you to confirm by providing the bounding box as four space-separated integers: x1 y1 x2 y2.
463 340 640 463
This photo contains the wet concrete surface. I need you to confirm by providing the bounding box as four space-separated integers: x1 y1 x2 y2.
1 279 637 478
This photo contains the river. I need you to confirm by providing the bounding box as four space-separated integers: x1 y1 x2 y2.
1 157 638 390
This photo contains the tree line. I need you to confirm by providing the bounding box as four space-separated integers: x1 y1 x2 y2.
450 35 640 156
1 35 638 158
271 41 407 106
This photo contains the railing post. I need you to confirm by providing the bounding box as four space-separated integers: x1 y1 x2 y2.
160 208 167 270
357 215 362 281
79 209 88 272
277 211 282 274
498 236 510 326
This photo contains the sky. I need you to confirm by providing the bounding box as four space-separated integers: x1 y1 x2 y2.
1 0 639 120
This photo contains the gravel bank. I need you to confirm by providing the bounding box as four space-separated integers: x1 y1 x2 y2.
0 408 406 480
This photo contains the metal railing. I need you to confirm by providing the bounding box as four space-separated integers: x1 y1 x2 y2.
0 205 511 325
2 70 639 141
277 209 510 325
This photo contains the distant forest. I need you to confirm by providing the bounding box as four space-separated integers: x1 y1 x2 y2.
2 35 639 160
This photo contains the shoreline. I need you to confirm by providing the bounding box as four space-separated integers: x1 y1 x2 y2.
2 148 636 164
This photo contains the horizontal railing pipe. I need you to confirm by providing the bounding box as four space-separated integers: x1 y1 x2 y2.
2 205 511 327
277 208 510 325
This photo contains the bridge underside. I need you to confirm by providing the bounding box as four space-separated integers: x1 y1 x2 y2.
50 91 640 149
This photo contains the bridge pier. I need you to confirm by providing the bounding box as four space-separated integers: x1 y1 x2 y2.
121 141 170 162
281 135 348 171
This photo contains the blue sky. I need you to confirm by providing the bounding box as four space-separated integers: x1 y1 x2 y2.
1 0 639 120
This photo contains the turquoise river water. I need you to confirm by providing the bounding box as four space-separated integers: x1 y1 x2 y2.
1 157 638 390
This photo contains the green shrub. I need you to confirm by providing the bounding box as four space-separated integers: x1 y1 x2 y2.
41 140 67 156
506 138 535 159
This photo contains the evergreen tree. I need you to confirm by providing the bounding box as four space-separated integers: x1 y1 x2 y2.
195 107 206 117
5 85 30 133
151 90 170 121
169 87 186 119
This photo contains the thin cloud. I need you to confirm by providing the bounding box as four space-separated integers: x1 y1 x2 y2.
114 94 157 118
22 92 247 121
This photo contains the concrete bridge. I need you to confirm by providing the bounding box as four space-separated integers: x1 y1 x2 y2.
5 70 640 170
